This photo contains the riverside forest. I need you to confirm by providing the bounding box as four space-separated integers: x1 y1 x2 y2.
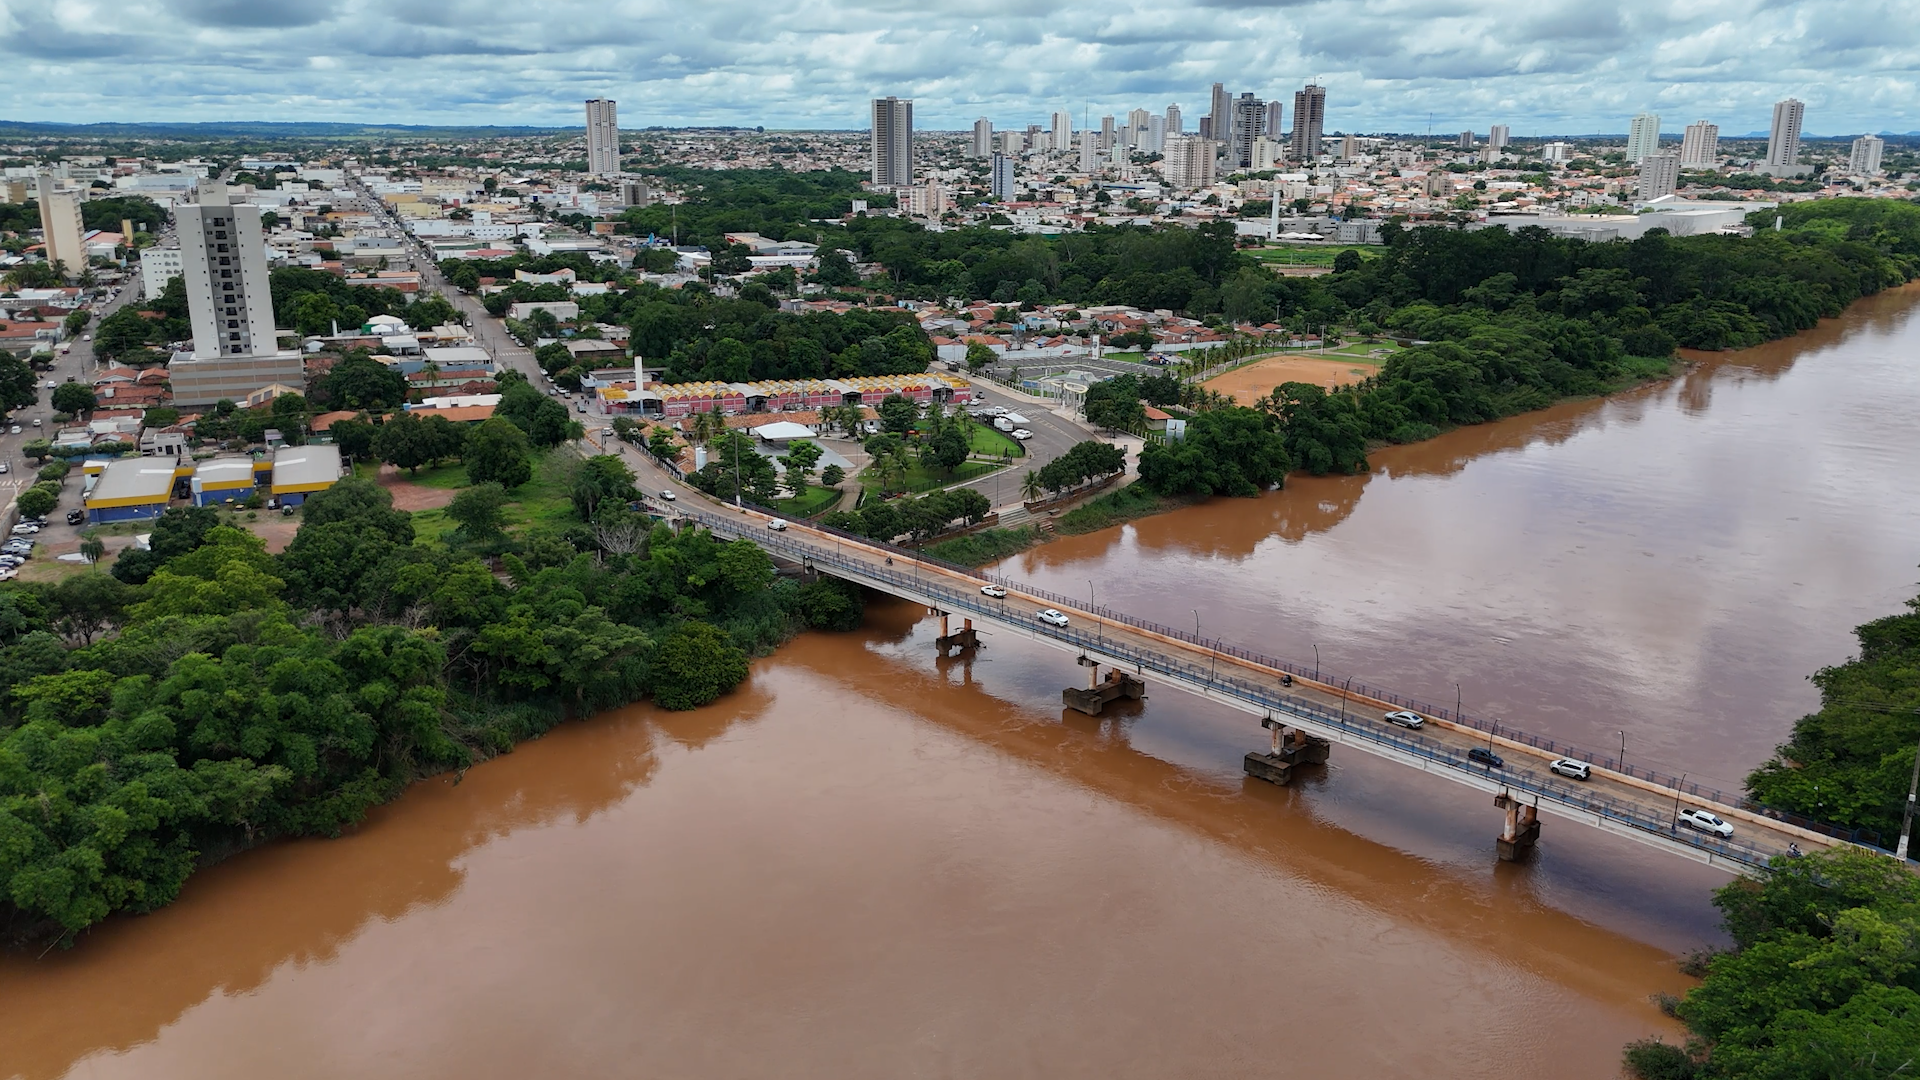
0 475 863 945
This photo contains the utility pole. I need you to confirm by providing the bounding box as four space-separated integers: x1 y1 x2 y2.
1899 726 1920 860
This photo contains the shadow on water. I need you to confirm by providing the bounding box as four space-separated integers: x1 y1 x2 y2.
819 614 1693 1013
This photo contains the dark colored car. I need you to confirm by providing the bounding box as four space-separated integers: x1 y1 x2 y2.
65 509 84 525
1468 746 1505 768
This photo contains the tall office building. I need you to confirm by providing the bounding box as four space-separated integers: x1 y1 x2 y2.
1230 93 1266 169
1079 130 1100 174
1680 120 1719 167
1099 115 1116 150
1162 133 1216 191
1625 113 1661 162
1147 113 1167 155
1636 153 1680 201
1290 83 1326 160
1488 124 1510 150
1197 118 1212 140
1209 83 1231 144
1458 131 1476 149
1165 104 1182 135
168 181 304 407
870 96 913 189
33 172 86 278
1766 98 1805 169
585 98 620 177
970 118 993 158
1051 111 1072 154
990 152 1017 200
1128 108 1152 136
1265 100 1284 141
1339 134 1361 160
1849 134 1886 176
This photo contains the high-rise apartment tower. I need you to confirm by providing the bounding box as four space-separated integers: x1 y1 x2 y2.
971 118 993 158
585 98 620 177
33 172 85 278
1766 99 1805 169
1290 84 1326 160
1849 134 1885 176
1625 113 1661 163
870 97 914 189
1680 120 1719 167
168 181 304 406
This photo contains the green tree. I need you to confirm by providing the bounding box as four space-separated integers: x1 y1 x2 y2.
78 532 106 565
650 621 749 710
877 393 920 435
965 341 996 371
570 454 637 520
324 352 408 410
819 463 845 487
464 416 533 489
0 352 35 413
51 382 97 416
371 412 436 473
446 482 510 545
780 439 823 496
15 486 55 518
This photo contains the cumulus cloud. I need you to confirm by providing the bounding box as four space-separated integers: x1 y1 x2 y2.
0 0 1912 133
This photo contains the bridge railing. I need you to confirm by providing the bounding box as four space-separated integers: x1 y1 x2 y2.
684 507 1882 857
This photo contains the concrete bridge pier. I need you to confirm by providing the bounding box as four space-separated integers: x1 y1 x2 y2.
934 612 981 655
1495 793 1541 861
1244 717 1332 786
1062 655 1146 715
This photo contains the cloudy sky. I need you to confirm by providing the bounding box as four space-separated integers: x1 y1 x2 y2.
1 0 1914 135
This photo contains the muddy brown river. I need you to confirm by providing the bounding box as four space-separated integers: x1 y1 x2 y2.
6 285 1920 1078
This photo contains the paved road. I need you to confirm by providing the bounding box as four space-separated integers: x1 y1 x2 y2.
664 494 1852 873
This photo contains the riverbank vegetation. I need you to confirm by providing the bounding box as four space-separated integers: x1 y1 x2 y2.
0 467 863 946
1623 848 1920 1080
1744 590 1920 842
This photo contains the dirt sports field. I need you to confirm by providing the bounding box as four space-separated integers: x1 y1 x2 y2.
1204 354 1381 405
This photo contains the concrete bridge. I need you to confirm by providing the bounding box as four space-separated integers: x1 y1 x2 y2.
674 501 1874 874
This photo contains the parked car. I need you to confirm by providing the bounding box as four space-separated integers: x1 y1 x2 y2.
1678 808 1734 838
10 525 39 535
1383 710 1425 729
31 418 41 427
0 462 9 474
42 380 55 390
766 518 788 531
65 509 85 525
658 490 676 501
1010 429 1033 441
600 427 615 437
1037 608 1070 627
1467 746 1505 768
980 584 1007 598
1549 758 1592 781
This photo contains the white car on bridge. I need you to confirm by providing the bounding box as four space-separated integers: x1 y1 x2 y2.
1383 710 1425 729
1677 808 1734 838
1036 609 1070 627
980 584 1007 598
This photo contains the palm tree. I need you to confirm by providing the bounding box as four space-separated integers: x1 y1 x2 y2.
1021 470 1044 502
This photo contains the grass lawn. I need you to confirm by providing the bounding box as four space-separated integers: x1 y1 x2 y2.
860 458 1004 495
772 485 841 518
1099 350 1147 364
1247 243 1379 267
1322 341 1403 358
917 419 1024 459
408 449 577 546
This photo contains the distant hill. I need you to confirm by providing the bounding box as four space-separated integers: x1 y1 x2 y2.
0 120 568 139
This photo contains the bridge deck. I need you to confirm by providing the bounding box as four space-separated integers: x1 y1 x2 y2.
582 401 1884 875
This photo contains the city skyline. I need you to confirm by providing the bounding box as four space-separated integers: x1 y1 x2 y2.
0 1 1913 133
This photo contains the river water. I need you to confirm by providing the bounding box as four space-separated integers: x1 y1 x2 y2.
7 285 1920 1079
